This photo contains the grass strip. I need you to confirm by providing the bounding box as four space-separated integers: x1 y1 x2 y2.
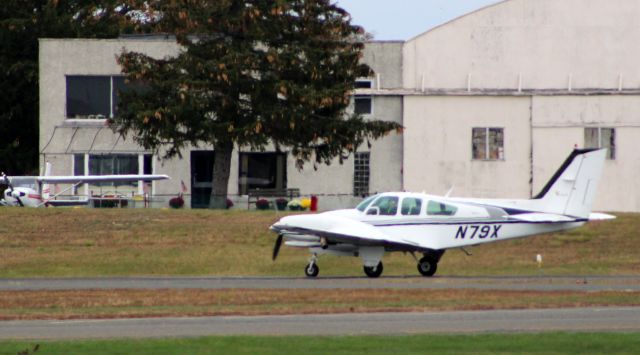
1 288 639 320
2 333 640 354
1 209 639 277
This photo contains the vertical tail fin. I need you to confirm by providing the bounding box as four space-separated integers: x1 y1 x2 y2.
533 149 607 218
41 161 52 200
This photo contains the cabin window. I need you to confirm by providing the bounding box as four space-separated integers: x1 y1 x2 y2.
370 196 399 216
401 198 422 216
356 194 377 212
426 200 458 216
353 152 370 197
585 127 615 159
472 127 504 160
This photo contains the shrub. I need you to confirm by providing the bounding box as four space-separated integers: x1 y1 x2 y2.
275 198 288 210
287 199 306 211
226 198 234 209
256 198 270 210
169 195 184 209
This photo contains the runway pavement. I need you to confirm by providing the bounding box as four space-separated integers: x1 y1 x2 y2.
1 275 639 292
1 307 639 339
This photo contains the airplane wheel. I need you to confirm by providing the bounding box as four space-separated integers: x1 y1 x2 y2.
305 263 319 277
417 257 437 277
363 262 384 278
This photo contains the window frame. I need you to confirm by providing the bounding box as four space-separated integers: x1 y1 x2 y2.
66 75 128 119
472 127 505 161
353 151 370 197
353 78 374 116
585 127 616 160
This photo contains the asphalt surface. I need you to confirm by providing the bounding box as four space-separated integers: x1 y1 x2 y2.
2 307 639 339
1 275 639 291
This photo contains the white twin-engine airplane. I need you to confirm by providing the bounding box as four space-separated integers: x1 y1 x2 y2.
1 162 169 207
270 148 615 278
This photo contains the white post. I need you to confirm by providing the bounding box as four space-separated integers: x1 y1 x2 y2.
568 74 573 92
518 73 522 92
376 73 381 90
467 73 472 92
138 154 144 195
618 74 623 91
421 73 426 92
84 153 89 197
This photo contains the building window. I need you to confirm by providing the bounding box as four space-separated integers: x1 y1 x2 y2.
353 152 370 197
239 152 287 195
472 127 504 160
585 127 615 159
66 75 129 119
354 79 373 115
74 153 150 186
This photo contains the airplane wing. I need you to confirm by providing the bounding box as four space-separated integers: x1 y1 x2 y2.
271 214 437 251
506 212 580 223
37 174 170 184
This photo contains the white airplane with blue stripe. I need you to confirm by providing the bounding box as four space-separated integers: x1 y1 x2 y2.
270 148 615 278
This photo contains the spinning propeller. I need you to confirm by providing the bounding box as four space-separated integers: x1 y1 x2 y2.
1 173 23 207
272 234 283 261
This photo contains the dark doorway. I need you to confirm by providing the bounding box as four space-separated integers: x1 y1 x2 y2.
190 150 215 208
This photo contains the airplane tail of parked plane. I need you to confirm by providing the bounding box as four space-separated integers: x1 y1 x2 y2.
533 148 607 219
41 161 52 201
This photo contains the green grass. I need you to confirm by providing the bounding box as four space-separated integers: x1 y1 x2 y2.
1 333 639 354
0 208 638 277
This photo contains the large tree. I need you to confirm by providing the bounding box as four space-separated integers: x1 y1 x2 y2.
111 0 402 208
0 1 145 175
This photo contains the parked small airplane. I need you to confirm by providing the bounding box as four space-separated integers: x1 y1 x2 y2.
270 148 615 278
1 162 169 207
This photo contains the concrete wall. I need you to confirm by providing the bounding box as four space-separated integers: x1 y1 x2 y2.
532 95 640 212
404 0 640 90
403 95 532 199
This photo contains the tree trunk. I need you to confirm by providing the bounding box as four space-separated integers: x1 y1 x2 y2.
209 141 234 209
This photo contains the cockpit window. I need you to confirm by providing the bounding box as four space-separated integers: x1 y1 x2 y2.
426 200 458 216
401 197 422 215
371 196 399 216
356 195 378 212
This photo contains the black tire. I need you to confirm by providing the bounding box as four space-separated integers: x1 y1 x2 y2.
363 262 384 278
304 263 319 277
417 257 437 277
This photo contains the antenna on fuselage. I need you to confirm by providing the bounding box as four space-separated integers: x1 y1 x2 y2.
444 186 454 198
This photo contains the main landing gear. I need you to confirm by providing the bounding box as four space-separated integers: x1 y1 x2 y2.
417 256 437 277
363 262 383 278
414 250 445 277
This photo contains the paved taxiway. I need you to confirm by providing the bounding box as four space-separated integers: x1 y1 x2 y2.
1 307 639 339
1 275 639 292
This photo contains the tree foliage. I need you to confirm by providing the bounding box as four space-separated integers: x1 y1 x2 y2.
111 0 402 208
0 1 145 174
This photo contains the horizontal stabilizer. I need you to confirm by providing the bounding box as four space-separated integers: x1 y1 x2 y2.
508 213 578 223
589 212 617 221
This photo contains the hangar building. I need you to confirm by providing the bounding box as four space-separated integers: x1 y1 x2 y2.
39 0 640 211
